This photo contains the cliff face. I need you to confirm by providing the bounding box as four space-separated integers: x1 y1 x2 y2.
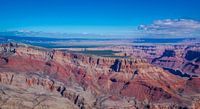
151 49 200 75
0 43 200 109
0 71 92 109
99 44 200 76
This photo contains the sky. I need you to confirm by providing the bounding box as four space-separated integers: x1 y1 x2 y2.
0 0 200 38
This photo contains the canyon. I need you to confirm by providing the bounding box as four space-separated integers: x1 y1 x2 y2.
0 42 200 109
80 43 200 76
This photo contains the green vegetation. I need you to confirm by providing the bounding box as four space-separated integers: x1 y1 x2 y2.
71 50 128 58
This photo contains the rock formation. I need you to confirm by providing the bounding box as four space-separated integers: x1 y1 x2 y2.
0 43 200 109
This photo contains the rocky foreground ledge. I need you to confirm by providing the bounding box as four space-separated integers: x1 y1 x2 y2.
0 43 200 109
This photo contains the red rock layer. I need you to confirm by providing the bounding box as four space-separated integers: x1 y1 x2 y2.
0 43 200 108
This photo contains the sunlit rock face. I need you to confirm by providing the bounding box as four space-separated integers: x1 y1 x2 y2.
0 43 200 109
151 48 200 76
94 44 200 76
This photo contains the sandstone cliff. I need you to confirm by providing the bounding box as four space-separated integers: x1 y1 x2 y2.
0 43 200 109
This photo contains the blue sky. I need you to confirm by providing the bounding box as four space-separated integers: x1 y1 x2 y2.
0 0 200 37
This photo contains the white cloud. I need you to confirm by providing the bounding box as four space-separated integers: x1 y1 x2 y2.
138 19 200 38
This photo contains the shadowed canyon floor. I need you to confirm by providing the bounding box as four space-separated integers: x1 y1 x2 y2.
0 43 200 109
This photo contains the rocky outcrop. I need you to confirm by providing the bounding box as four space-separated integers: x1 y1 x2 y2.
89 44 200 76
110 59 122 72
0 71 93 109
0 43 200 109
